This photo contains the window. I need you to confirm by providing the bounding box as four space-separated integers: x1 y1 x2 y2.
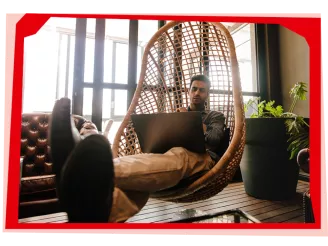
114 42 129 84
23 18 262 142
230 23 257 93
221 23 259 118
23 22 62 113
137 20 159 81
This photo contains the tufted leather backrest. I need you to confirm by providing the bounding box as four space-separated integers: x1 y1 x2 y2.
19 113 99 205
21 113 52 177
20 113 93 177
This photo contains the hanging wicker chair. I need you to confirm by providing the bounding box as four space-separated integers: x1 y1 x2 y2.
112 21 246 203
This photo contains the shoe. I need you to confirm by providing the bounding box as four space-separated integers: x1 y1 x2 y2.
59 134 114 222
49 97 81 193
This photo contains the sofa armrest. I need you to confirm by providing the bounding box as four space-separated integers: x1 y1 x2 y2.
20 175 56 195
20 113 98 195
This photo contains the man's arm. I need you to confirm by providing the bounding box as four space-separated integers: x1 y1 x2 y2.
177 107 220 137
204 111 225 146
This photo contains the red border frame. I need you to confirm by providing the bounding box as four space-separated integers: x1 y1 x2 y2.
6 14 321 230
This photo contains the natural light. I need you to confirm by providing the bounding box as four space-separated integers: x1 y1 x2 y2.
23 18 257 143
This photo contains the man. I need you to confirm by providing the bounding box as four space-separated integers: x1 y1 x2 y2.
49 74 225 223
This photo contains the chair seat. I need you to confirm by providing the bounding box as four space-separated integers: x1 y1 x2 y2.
112 21 246 203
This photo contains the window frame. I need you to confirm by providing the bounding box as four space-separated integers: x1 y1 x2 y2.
33 19 275 129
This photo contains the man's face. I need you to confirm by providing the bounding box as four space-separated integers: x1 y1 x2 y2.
188 80 209 106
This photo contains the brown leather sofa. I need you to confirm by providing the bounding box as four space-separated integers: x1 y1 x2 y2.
19 113 97 219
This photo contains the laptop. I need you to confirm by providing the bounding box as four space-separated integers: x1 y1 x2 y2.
131 111 206 154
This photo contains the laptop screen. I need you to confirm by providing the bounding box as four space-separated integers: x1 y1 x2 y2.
131 112 206 154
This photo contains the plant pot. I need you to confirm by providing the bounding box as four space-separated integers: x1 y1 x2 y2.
240 118 300 200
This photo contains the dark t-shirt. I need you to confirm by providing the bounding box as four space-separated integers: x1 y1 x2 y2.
188 106 226 162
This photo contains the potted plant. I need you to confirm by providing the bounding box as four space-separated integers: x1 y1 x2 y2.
240 82 309 200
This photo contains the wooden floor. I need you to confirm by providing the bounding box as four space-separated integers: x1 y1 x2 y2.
19 180 309 224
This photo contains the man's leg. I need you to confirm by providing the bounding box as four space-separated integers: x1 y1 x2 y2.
49 98 82 194
50 98 214 195
49 98 214 222
107 148 214 222
114 147 214 193
49 98 99 179
108 188 149 222
59 134 115 222
56 134 150 223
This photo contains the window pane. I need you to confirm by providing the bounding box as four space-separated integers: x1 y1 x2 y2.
23 17 77 113
102 89 112 143
102 89 112 118
231 24 251 47
68 35 75 99
243 96 258 118
114 43 129 84
232 24 258 93
84 19 96 82
137 46 143 83
23 24 59 113
86 19 96 33
104 40 113 83
46 17 77 30
114 90 128 115
239 56 254 92
104 19 130 84
83 88 93 121
57 34 68 99
101 88 127 145
137 20 158 82
138 20 158 44
101 89 127 121
102 120 122 145
84 38 95 82
105 19 129 39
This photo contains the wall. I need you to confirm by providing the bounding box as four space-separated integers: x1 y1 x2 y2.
279 26 310 117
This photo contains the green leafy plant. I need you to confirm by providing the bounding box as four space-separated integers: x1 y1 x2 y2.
285 116 309 159
244 98 284 118
244 82 309 159
289 82 308 112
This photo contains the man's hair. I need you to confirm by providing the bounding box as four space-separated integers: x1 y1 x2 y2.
189 75 211 89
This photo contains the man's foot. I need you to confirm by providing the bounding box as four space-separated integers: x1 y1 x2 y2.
59 134 114 222
49 98 81 192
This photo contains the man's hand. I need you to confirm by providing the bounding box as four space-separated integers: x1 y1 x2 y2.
177 107 188 112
